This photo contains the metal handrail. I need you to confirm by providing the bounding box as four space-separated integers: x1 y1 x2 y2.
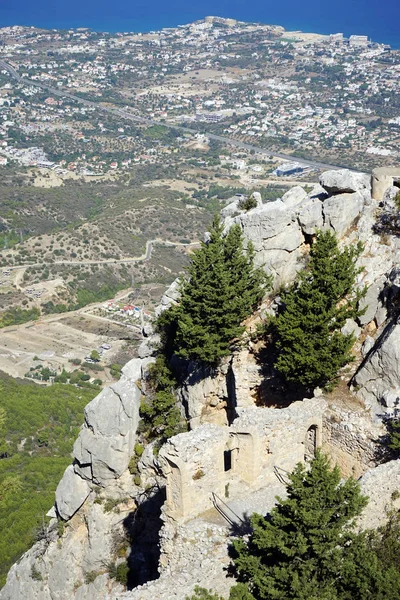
274 465 291 485
211 492 244 526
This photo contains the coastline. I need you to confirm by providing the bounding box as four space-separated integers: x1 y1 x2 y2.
0 15 398 49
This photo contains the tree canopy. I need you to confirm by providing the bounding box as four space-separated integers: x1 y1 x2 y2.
159 215 270 366
229 451 400 600
272 230 365 390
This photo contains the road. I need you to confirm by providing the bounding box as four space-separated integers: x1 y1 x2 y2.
6 238 199 273
0 59 343 171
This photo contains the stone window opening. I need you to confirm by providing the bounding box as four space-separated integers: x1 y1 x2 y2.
305 424 318 462
224 449 232 472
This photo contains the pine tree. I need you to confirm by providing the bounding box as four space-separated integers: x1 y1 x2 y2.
272 230 365 390
163 215 269 366
230 452 370 600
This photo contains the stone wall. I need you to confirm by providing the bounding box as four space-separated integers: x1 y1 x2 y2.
159 398 326 522
322 404 384 479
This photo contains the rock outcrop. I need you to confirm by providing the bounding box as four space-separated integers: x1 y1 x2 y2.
55 465 91 521
3 166 400 600
353 320 400 414
72 376 141 486
319 169 370 195
223 169 370 286
358 460 400 530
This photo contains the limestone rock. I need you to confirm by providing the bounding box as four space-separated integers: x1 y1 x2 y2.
156 278 181 315
121 357 142 382
361 335 375 358
281 185 307 208
226 199 306 285
341 318 361 339
308 183 329 200
354 321 400 412
358 460 400 530
142 324 154 337
358 275 386 326
73 376 141 485
381 388 400 410
381 186 398 211
322 191 363 236
297 198 324 235
55 465 91 521
320 169 370 195
221 198 240 218
137 334 160 359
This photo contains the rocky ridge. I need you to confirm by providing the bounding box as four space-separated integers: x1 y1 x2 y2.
2 167 400 600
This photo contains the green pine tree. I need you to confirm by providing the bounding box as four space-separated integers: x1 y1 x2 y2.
162 215 270 366
272 230 365 390
230 452 371 600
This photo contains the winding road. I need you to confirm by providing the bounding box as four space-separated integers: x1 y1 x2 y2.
6 239 199 274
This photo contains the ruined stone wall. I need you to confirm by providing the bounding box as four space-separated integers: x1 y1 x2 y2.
159 399 326 523
321 404 384 479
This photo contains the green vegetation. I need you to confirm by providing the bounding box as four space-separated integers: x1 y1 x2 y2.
229 452 400 600
186 587 225 600
384 416 400 458
107 560 130 586
271 231 365 390
0 372 96 587
139 356 186 445
238 195 258 211
160 216 269 366
0 307 40 328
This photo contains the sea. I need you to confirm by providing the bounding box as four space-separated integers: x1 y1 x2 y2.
0 0 399 48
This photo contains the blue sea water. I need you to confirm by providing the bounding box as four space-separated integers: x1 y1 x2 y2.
0 0 399 48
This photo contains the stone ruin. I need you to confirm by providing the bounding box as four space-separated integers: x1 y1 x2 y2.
3 165 400 600
158 399 325 522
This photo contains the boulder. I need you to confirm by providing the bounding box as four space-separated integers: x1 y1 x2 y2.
281 186 307 208
358 460 400 530
121 357 143 382
297 198 324 235
73 377 141 484
354 321 400 412
358 275 386 326
341 318 361 339
322 191 363 236
55 465 90 521
320 169 370 195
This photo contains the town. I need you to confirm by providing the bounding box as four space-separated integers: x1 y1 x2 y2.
0 16 397 178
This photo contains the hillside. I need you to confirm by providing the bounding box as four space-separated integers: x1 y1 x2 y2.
0 372 97 587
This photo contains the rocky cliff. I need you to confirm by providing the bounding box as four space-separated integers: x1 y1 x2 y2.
2 166 400 600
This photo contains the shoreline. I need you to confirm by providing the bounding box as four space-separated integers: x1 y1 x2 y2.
0 16 398 49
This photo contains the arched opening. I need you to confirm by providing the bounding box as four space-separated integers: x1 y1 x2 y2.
305 425 317 461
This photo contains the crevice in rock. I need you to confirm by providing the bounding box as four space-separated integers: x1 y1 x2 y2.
226 357 237 425
123 486 166 589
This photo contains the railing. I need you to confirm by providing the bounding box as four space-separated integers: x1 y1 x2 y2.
274 465 291 485
211 492 244 527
